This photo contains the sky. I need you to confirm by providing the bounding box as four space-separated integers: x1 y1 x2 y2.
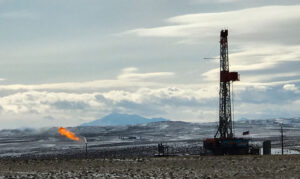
0 0 299 129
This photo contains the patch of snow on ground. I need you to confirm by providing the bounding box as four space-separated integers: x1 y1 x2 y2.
271 148 300 155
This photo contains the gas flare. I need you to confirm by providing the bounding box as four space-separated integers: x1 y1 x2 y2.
58 127 80 141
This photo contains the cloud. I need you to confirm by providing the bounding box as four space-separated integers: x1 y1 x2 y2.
0 87 218 127
0 67 219 128
101 87 217 105
0 91 100 114
124 4 300 93
229 45 300 71
117 67 174 80
124 4 300 98
126 5 300 45
53 101 90 110
0 67 175 92
283 84 300 94
0 66 298 129
202 44 300 89
235 100 300 119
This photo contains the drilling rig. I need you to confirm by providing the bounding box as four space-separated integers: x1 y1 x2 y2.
203 30 252 155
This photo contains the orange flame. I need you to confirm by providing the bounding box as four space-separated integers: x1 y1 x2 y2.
58 127 80 141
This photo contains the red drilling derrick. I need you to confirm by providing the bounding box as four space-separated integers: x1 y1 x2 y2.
215 29 239 139
203 30 258 155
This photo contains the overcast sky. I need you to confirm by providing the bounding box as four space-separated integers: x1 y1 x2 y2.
0 0 299 129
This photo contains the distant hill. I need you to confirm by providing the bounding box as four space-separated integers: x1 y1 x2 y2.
237 117 300 126
80 113 170 126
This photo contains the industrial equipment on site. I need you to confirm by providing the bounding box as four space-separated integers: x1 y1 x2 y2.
203 30 259 155
157 142 169 156
263 140 271 155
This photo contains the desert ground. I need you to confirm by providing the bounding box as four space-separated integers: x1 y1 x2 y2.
0 155 299 178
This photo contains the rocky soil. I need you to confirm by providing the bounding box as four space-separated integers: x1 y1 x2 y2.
0 155 299 178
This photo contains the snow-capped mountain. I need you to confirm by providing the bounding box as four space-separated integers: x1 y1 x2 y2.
80 112 169 126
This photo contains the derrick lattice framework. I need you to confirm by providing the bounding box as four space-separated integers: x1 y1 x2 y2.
215 30 239 139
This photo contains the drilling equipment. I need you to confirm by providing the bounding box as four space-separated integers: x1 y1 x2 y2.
203 30 251 155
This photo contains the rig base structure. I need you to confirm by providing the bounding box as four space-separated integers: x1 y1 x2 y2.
203 138 252 155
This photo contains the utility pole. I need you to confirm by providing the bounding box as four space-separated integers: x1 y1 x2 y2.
281 124 284 155
85 142 88 158
84 137 88 158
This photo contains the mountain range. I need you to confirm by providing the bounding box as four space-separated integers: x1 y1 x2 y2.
80 112 169 126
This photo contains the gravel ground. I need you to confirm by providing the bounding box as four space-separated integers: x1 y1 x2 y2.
0 155 300 178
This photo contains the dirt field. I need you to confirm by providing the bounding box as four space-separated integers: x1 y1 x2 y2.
0 155 299 178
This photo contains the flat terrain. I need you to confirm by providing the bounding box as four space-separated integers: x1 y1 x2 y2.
1 120 300 158
0 155 299 178
1 120 300 178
